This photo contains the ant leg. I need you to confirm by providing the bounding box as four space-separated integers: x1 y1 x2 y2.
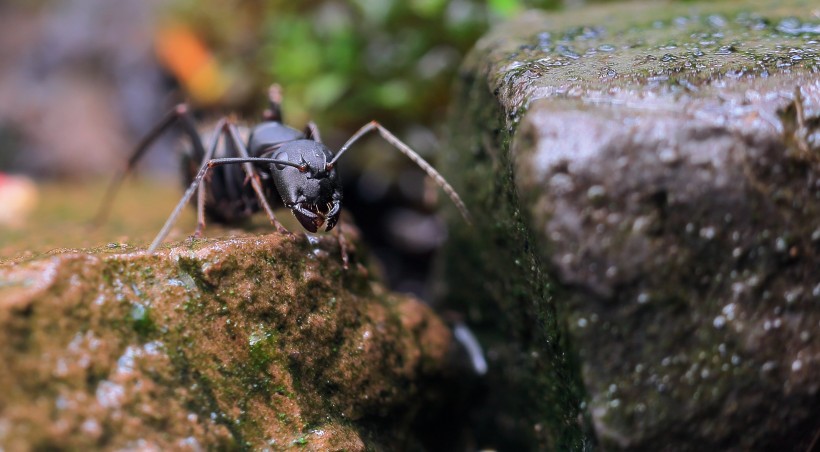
263 84 284 122
149 158 217 252
224 123 289 233
93 104 204 226
335 219 349 270
304 122 322 143
193 174 208 238
192 118 228 239
149 119 225 251
148 155 300 251
330 121 473 225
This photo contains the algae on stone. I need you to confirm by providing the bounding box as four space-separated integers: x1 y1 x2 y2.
0 231 454 450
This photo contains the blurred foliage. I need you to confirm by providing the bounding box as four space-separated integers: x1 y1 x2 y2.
161 0 563 131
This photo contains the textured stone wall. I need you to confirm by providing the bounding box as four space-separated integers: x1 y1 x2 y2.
440 1 819 449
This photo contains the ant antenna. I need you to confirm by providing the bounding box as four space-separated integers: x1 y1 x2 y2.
330 121 472 225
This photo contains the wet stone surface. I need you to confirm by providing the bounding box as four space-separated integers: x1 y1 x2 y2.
0 231 454 450
441 0 819 450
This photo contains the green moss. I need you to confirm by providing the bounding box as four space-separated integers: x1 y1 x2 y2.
130 302 157 337
177 255 215 292
441 62 591 449
3 225 461 450
248 328 280 370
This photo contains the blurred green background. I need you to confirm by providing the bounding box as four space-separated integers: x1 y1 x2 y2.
161 0 563 127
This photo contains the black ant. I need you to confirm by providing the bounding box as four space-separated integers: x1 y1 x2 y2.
95 85 471 266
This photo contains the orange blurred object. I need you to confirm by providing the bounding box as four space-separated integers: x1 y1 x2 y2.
154 23 229 105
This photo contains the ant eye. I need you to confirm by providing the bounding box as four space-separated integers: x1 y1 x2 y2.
298 165 308 173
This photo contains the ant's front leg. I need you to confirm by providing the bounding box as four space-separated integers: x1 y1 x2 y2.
334 221 350 270
149 155 304 252
225 123 289 234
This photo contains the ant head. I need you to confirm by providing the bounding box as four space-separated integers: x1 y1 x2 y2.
268 140 342 233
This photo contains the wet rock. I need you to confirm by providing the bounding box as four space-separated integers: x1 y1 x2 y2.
0 231 453 450
441 1 819 450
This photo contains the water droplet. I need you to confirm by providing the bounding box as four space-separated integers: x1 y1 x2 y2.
556 45 580 59
96 380 125 408
760 361 777 373
587 185 606 200
776 18 820 35
722 303 737 321
699 226 716 239
731 355 741 365
707 15 727 28
785 288 803 304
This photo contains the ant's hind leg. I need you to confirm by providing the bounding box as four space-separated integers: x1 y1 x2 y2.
93 103 205 227
263 84 284 122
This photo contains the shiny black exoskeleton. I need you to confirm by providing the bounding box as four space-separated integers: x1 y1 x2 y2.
175 86 342 235
95 85 471 254
257 126 342 233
